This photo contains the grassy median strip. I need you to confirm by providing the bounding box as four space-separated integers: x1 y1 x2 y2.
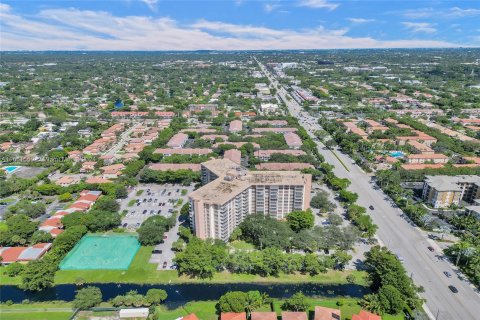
330 149 350 172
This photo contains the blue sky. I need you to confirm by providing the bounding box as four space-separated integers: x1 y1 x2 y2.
1 0 479 50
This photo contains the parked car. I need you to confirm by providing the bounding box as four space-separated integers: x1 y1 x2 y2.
369 205 374 210
142 210 147 214
427 246 435 252
444 271 452 278
152 249 162 254
163 235 168 240
162 261 167 268
122 223 128 227
448 285 458 293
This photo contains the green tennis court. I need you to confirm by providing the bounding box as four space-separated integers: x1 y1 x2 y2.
59 234 140 270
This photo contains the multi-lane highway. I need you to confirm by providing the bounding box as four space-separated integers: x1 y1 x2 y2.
256 58 480 320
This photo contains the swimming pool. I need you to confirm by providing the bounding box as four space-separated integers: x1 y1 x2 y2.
3 166 20 173
389 151 405 158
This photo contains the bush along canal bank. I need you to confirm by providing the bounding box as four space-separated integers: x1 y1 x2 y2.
0 282 369 304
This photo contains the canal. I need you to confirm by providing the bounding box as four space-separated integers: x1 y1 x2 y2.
0 283 369 304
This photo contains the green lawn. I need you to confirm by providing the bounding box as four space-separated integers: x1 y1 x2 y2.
0 312 73 320
54 246 367 285
2 246 367 286
0 302 74 320
156 298 404 320
228 240 256 251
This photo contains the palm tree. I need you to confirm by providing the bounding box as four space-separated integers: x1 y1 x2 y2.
455 241 471 266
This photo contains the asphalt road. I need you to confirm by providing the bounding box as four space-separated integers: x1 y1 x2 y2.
256 59 480 320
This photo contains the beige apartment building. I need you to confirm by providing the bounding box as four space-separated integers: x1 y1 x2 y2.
189 159 312 241
422 175 480 208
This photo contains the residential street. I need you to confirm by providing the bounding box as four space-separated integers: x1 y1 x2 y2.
257 59 480 320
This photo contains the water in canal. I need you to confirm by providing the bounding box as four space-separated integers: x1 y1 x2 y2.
0 283 369 305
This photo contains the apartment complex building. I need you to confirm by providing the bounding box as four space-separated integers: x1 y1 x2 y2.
422 175 480 208
189 159 312 241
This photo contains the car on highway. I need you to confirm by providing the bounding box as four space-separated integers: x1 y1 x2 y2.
448 285 458 293
444 271 452 278
428 246 435 252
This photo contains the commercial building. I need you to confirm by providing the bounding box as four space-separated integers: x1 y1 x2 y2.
189 159 311 241
422 175 480 208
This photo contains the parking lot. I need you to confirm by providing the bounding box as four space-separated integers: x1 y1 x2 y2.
119 183 193 231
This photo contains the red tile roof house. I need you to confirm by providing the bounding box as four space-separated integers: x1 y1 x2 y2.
254 149 306 161
229 120 243 133
351 310 381 320
406 153 449 164
284 132 303 149
155 111 176 118
254 120 288 127
85 176 112 184
81 161 97 173
220 312 247 320
68 150 83 162
180 128 217 134
364 119 389 134
253 127 298 134
125 143 146 153
0 243 52 265
281 311 308 320
406 140 434 154
148 163 201 171
341 122 368 140
201 134 229 142
401 163 445 170
314 306 341 320
167 133 189 148
100 154 116 165
250 312 277 320
154 148 213 156
100 163 126 179
180 314 200 320
224 149 242 165
55 175 80 187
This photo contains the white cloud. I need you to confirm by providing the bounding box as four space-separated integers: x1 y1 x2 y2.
402 7 480 19
447 7 480 17
402 22 437 34
0 7 460 50
264 3 280 13
298 0 339 11
0 3 11 12
347 18 375 23
141 0 158 12
402 8 434 19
